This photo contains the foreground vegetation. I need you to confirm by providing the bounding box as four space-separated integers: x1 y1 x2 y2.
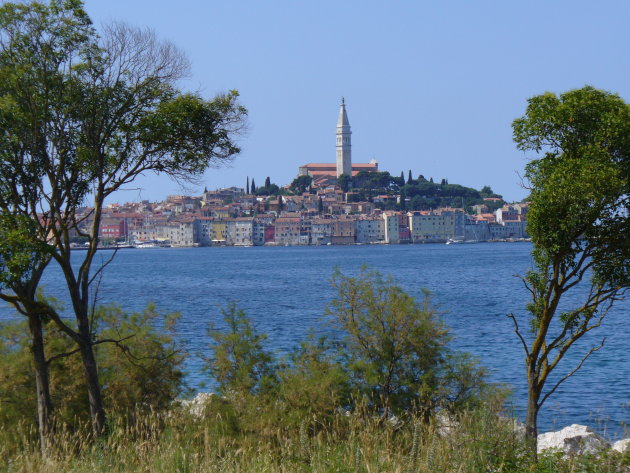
1 269 628 472
1 403 627 473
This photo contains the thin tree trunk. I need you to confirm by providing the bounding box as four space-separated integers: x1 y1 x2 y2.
77 334 106 436
28 314 53 455
525 366 540 461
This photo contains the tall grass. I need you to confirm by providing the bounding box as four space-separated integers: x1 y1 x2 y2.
0 402 627 473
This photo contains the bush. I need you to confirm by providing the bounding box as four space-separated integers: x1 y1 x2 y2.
327 268 492 417
0 303 185 430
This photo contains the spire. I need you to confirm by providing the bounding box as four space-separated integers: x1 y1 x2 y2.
337 97 350 127
336 98 352 177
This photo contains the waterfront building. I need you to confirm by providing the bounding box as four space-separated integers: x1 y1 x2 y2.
382 212 400 244
210 219 227 244
331 217 356 245
355 216 386 243
274 217 302 246
193 217 214 246
225 218 254 246
408 211 457 243
310 218 332 245
158 220 194 247
464 220 490 241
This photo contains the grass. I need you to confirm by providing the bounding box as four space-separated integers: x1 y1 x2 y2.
1 402 627 473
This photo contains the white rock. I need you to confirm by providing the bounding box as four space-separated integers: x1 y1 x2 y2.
612 438 630 453
180 392 216 417
537 424 610 456
435 411 459 436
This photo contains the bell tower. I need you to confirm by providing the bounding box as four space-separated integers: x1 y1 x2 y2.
336 97 352 177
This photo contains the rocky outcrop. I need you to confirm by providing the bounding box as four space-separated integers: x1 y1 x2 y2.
537 424 610 456
179 392 216 417
612 438 630 454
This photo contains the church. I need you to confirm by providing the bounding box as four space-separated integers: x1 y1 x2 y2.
298 98 378 188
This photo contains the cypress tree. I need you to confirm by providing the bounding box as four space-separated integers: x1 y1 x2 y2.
265 176 271 188
408 170 413 183
251 178 256 193
400 171 405 186
246 176 250 194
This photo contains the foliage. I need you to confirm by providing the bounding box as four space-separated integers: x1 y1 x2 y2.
337 173 352 192
290 175 312 194
274 332 349 428
0 398 626 473
511 86 630 451
0 214 50 289
0 0 245 435
0 304 185 429
205 303 275 397
327 268 491 416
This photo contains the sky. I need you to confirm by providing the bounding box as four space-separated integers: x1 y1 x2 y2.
82 0 630 204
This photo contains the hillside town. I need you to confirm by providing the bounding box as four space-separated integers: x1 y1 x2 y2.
88 187 529 248
89 98 529 248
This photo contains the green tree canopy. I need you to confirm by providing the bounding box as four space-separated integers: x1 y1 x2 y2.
327 268 489 416
290 175 312 194
511 86 630 456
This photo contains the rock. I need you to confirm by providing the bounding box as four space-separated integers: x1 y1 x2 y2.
537 424 610 456
435 411 459 436
612 438 630 453
179 392 216 417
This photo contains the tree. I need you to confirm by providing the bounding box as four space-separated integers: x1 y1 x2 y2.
337 173 351 193
0 1 245 437
205 303 275 396
246 176 250 195
327 268 488 418
290 175 312 194
408 170 413 184
318 196 323 213
511 86 630 456
0 303 185 428
265 176 271 188
400 188 407 211
251 178 256 194
0 0 96 450
400 171 405 186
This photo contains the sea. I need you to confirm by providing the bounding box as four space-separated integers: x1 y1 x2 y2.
1 242 628 438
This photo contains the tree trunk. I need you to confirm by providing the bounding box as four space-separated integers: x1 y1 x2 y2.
28 314 53 455
78 335 106 436
525 367 540 461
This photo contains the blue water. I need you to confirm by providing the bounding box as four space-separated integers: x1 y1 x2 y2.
1 243 628 438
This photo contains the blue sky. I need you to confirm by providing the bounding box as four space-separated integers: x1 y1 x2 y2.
83 0 630 203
